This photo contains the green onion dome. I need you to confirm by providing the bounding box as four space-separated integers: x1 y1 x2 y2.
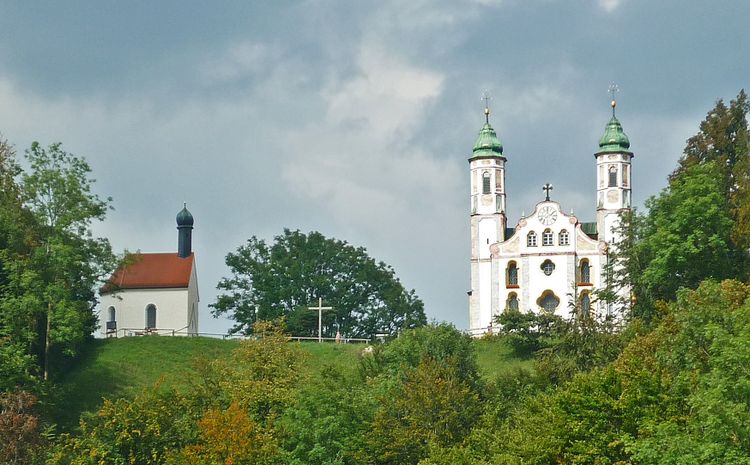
471 110 504 159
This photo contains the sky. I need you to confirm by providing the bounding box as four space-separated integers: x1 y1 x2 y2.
0 0 748 333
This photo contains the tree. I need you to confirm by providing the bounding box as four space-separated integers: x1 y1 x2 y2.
17 142 116 380
0 136 39 390
673 90 750 263
0 391 43 465
212 230 426 337
614 161 736 321
365 357 481 465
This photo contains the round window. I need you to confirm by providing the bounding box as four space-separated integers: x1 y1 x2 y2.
541 260 555 276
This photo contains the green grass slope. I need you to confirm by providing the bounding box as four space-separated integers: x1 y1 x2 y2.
51 335 529 431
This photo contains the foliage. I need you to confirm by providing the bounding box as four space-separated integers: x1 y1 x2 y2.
674 89 750 253
0 137 40 390
0 390 44 465
281 365 375 465
50 322 302 465
211 229 426 338
362 323 480 386
614 160 737 321
168 402 280 465
365 356 481 465
0 141 116 384
48 385 197 465
493 309 565 357
613 91 750 321
458 280 750 464
193 321 306 422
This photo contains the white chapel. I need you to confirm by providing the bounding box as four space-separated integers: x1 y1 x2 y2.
468 98 633 334
98 205 199 337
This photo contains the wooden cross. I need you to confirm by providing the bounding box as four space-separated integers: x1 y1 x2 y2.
308 297 333 343
543 183 553 201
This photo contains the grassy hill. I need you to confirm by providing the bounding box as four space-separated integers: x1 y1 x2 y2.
50 335 530 431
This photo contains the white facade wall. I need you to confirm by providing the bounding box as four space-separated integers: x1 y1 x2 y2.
98 265 199 337
489 202 606 320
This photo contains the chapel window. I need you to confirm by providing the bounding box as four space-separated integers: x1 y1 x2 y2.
507 262 519 287
542 229 554 246
108 306 116 322
580 292 592 317
609 165 617 187
541 259 555 276
506 292 519 311
527 231 537 247
538 291 560 312
146 304 157 329
482 171 491 194
559 229 569 246
579 260 591 284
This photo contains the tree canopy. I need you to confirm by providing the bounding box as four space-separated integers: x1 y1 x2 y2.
212 229 426 337
613 90 749 321
0 139 115 385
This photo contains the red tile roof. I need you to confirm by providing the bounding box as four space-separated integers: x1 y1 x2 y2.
102 253 194 292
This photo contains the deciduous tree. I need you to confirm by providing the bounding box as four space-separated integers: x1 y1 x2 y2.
212 230 426 338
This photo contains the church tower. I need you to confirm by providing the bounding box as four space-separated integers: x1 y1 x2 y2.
595 97 633 246
469 106 506 331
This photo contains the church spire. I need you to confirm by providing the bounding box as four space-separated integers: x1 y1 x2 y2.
597 85 632 155
471 105 504 159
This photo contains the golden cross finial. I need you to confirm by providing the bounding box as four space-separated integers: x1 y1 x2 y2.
608 83 619 116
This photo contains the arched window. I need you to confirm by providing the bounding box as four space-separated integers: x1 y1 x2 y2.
580 292 591 317
579 259 591 284
145 304 157 329
537 291 560 312
506 292 519 311
108 306 116 322
541 259 555 276
482 171 491 194
608 165 617 187
506 261 518 287
542 228 554 246
559 229 569 246
527 231 537 247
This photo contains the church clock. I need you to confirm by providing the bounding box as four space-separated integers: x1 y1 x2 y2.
537 206 557 225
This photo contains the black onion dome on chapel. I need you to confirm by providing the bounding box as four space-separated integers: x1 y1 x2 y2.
176 204 194 227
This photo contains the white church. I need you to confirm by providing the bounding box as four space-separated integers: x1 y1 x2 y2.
99 205 199 337
468 98 632 334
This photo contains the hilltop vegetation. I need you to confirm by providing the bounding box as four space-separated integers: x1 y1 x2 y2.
48 335 529 432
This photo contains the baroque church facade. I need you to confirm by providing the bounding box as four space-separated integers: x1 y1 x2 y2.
468 99 633 333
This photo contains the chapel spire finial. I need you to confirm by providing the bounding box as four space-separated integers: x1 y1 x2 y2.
608 83 619 117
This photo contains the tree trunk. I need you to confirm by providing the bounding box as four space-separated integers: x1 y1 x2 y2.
43 301 51 381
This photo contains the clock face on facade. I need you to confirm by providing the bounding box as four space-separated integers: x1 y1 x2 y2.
537 206 558 225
